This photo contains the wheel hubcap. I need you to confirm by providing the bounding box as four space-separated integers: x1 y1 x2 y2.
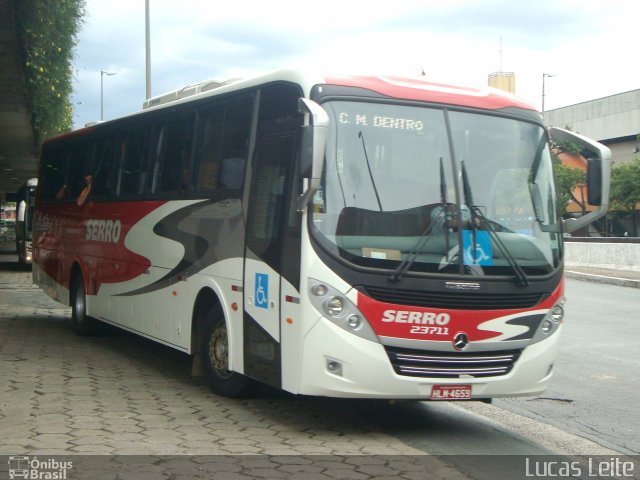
209 325 231 378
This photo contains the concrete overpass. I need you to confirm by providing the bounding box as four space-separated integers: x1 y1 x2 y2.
0 0 39 198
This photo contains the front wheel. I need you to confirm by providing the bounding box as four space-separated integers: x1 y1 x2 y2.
200 305 254 398
71 275 98 335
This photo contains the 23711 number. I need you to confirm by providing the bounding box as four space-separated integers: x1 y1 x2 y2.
409 326 449 335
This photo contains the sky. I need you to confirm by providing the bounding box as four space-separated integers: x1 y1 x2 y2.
71 0 640 129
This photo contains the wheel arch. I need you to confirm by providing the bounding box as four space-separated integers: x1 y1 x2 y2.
191 287 224 356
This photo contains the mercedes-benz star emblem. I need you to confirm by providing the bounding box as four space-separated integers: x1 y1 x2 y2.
453 332 469 351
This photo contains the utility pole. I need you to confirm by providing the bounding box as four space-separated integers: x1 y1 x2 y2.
145 0 151 100
542 72 555 117
100 70 116 121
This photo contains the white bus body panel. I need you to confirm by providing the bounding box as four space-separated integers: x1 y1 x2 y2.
296 318 559 399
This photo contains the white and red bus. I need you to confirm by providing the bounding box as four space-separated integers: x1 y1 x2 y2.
33 70 610 399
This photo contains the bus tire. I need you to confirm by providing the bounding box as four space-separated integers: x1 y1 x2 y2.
200 305 253 398
16 244 24 265
71 275 98 335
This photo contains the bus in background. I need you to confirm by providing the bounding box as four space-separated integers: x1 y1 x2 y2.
32 70 610 400
16 178 38 265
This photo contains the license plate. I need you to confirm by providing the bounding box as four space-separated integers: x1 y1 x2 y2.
430 384 472 400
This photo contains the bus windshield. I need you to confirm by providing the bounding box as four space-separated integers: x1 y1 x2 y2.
310 101 562 277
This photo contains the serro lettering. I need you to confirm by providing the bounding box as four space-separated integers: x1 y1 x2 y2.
382 310 450 325
86 219 121 243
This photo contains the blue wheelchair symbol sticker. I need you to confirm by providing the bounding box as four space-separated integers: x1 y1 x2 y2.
255 273 269 309
463 230 493 266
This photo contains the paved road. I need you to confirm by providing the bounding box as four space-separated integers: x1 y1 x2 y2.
1 242 636 479
0 247 465 479
496 278 640 455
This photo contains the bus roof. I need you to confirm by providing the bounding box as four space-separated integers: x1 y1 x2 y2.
323 74 537 112
46 69 539 145
141 69 537 113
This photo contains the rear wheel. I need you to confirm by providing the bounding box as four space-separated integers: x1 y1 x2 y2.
201 304 253 398
16 241 26 266
71 275 98 335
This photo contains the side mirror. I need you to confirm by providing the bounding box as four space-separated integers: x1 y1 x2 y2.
549 127 611 234
297 98 329 211
586 156 602 205
17 200 26 222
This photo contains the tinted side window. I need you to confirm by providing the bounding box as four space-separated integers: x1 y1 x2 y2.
40 144 70 202
68 142 90 199
197 108 224 193
153 114 195 194
246 84 302 277
196 96 253 194
117 127 149 197
247 135 296 256
91 135 116 199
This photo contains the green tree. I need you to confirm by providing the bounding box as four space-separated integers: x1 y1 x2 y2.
553 163 587 214
15 0 86 147
610 158 640 236
550 126 588 215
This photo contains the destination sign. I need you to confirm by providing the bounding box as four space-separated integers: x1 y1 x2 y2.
338 112 424 132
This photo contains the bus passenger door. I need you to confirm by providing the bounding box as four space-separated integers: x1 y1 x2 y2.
243 132 299 389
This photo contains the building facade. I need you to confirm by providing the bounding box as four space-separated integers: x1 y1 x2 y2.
545 89 640 166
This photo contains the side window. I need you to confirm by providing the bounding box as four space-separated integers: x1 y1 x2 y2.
91 135 116 199
68 142 90 200
196 108 224 193
246 84 302 277
248 135 296 253
153 114 195 194
196 96 253 194
40 144 71 202
117 126 150 197
219 98 253 190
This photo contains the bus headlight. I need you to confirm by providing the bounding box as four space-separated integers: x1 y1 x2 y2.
347 314 362 330
550 305 564 323
325 297 344 317
308 278 378 342
531 300 565 343
311 284 328 296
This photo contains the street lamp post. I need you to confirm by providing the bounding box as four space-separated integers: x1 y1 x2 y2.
100 69 116 121
541 72 555 117
145 0 151 100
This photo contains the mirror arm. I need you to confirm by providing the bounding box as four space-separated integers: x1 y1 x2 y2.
297 98 329 212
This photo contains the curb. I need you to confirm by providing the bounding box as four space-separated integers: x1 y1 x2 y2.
565 270 640 289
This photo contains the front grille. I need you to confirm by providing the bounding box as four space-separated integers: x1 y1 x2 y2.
362 286 545 310
385 346 522 378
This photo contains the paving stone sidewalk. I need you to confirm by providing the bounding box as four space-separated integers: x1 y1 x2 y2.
0 245 470 479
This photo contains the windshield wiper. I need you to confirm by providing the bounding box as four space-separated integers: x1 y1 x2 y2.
389 207 445 282
390 157 451 282
460 160 478 265
358 131 383 211
440 157 451 257
461 161 529 287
